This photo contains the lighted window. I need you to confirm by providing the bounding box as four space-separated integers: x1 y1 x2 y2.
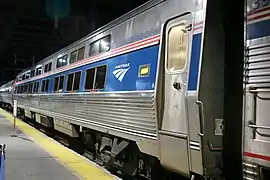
167 24 188 72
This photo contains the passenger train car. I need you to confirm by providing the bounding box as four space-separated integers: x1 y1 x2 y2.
243 1 270 180
1 0 266 179
0 81 13 111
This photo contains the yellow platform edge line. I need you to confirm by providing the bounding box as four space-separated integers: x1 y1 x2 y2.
0 109 116 180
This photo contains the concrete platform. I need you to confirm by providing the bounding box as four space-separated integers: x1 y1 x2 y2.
0 109 118 180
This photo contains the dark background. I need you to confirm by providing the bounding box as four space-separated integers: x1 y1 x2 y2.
0 0 148 85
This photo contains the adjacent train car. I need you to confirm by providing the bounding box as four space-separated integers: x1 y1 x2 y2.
9 0 227 179
0 81 13 111
243 1 270 179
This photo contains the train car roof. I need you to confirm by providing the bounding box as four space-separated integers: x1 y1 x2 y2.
17 0 165 77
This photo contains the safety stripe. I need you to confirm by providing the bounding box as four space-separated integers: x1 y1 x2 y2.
244 152 270 161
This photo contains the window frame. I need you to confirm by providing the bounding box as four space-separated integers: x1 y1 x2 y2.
165 22 189 74
53 75 65 92
89 35 111 57
33 81 40 93
41 78 50 93
44 62 52 73
65 70 82 92
35 66 43 76
83 64 107 91
56 55 68 69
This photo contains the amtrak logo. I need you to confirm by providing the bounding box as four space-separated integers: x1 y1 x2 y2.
113 63 130 82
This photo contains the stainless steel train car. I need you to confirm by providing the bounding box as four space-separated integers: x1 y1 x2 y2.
243 1 270 179
2 0 228 179
0 81 13 111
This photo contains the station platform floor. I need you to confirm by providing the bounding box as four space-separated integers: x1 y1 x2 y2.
0 109 119 180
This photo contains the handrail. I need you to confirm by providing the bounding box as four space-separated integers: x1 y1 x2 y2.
196 100 205 137
248 124 270 130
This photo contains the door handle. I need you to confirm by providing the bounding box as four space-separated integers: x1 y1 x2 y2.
173 82 181 90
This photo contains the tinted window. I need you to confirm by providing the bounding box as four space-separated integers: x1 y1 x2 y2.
59 76 64 91
89 41 99 56
41 79 49 92
99 36 111 53
73 71 81 91
77 47 85 61
53 75 64 92
70 51 77 64
54 77 59 91
33 82 39 93
84 65 107 90
66 71 81 91
56 55 68 68
30 70 35 77
25 72 30 79
23 85 28 93
67 73 74 91
36 66 42 76
29 83 33 93
85 68 95 89
95 66 107 89
44 62 52 73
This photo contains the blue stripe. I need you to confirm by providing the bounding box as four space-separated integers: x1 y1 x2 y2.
247 19 270 39
188 33 202 91
16 45 159 93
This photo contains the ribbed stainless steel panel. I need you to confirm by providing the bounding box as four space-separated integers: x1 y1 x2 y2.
0 94 12 105
15 91 157 139
246 43 270 85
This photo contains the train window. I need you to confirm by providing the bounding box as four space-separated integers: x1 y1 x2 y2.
56 55 68 68
25 72 30 79
66 71 81 91
53 75 64 92
30 69 35 78
77 47 85 61
66 73 74 91
22 74 26 80
73 71 81 91
29 83 33 93
167 24 188 72
36 66 43 76
54 77 59 91
41 79 49 92
99 36 111 53
89 41 99 56
59 75 64 91
33 81 40 93
84 65 107 90
23 84 28 93
95 66 107 89
44 62 52 73
85 68 95 90
89 35 111 57
70 51 77 64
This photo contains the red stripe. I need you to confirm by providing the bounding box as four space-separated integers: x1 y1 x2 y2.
193 26 203 31
244 152 270 161
15 36 160 85
194 21 203 26
247 12 270 21
247 6 270 16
